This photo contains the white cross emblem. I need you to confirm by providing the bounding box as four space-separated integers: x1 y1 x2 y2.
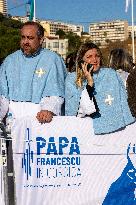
105 95 114 105
35 68 45 77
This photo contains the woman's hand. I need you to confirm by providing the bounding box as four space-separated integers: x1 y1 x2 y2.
81 62 94 87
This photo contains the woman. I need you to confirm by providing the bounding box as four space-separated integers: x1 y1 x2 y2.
108 48 135 87
65 42 135 134
108 48 136 118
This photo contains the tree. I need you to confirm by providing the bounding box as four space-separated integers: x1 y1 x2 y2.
0 13 22 63
0 12 5 21
56 29 66 39
66 31 81 54
56 29 82 55
81 31 89 35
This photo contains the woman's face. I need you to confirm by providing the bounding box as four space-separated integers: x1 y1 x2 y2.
83 48 101 72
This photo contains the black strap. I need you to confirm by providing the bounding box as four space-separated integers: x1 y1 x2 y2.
86 84 100 118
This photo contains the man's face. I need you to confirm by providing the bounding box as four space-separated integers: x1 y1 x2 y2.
20 25 43 56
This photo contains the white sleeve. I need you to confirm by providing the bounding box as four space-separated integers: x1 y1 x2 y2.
77 88 96 117
40 96 64 115
0 96 9 120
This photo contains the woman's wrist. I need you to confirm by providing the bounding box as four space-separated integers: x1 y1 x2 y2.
87 79 94 87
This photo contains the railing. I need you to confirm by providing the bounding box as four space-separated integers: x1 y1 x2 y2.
0 122 15 205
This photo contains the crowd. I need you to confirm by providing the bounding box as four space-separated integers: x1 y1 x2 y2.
0 21 135 134
0 21 136 204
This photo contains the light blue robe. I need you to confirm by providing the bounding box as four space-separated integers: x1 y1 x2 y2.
0 49 66 103
65 68 135 134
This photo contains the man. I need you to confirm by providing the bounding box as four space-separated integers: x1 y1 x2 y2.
0 21 66 123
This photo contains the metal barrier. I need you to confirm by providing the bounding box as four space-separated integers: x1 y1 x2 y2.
0 122 15 205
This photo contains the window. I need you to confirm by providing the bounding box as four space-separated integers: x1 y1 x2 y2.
53 42 59 48
48 43 51 49
61 43 64 49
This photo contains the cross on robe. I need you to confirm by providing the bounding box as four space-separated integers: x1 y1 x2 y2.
105 95 114 105
35 68 45 77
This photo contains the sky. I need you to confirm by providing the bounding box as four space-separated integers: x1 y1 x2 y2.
7 0 136 32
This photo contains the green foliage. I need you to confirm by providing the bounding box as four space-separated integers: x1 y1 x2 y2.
0 12 5 21
56 29 66 39
56 29 81 54
0 13 22 63
81 31 89 35
66 31 81 55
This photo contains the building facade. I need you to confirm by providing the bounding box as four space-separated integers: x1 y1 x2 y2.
11 16 29 23
43 36 68 60
40 20 84 37
128 25 136 38
89 20 129 46
0 0 7 16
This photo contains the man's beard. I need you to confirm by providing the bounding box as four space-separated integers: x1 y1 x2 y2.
21 46 35 56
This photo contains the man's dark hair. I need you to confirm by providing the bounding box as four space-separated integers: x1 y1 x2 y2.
21 21 44 38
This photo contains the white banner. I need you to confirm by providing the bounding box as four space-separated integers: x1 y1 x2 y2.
12 116 136 205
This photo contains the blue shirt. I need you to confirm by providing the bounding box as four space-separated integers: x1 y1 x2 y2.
0 48 66 103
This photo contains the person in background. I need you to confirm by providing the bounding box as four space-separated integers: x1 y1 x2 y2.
65 51 77 73
65 42 135 135
108 48 136 118
108 48 135 87
0 21 66 123
127 66 136 118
